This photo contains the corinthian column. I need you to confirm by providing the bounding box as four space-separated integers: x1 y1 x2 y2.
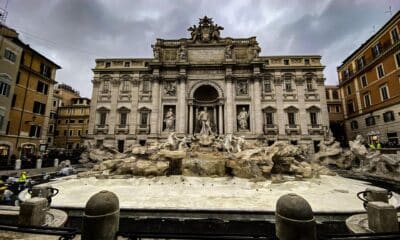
225 75 234 134
177 75 187 133
253 74 262 134
150 75 160 135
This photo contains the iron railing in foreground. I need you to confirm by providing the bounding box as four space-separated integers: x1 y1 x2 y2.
1 223 400 239
0 224 78 240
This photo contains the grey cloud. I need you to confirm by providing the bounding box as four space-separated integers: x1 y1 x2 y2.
5 0 400 95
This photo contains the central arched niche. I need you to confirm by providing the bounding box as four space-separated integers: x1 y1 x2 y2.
193 85 219 102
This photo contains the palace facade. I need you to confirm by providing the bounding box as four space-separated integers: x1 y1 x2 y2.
88 17 329 153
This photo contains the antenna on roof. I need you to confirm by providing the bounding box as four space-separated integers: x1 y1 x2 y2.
371 25 376 34
385 6 392 17
0 0 9 23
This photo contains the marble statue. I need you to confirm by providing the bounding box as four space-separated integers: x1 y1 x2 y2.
237 107 249 130
151 44 160 60
198 107 213 135
178 45 187 61
225 44 233 60
164 108 175 131
252 43 261 59
188 16 224 43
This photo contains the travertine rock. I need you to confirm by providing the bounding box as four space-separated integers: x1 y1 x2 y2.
182 158 225 177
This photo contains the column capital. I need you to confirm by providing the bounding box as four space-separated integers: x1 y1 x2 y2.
225 74 235 83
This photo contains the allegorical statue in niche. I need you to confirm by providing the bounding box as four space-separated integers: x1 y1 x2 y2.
252 43 261 59
164 81 176 96
164 108 175 131
197 107 213 135
237 107 249 130
225 44 233 60
178 45 187 61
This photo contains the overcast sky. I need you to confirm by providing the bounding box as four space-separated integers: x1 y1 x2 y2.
4 0 400 97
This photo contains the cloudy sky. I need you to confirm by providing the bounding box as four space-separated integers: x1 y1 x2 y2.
4 0 400 97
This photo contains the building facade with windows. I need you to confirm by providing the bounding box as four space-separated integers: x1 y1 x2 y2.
88 17 329 153
337 11 400 146
325 85 346 146
54 97 90 149
47 83 81 147
0 26 23 165
0 24 61 161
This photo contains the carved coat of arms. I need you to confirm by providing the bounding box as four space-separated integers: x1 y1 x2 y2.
188 16 224 43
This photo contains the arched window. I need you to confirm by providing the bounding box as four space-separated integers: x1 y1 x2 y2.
283 74 293 91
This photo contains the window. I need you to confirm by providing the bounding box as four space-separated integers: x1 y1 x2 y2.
78 130 81 136
122 80 130 92
350 120 358 130
360 75 368 88
335 105 341 112
310 112 318 125
99 112 107 126
347 101 355 113
0 82 10 96
376 65 385 79
264 78 272 92
325 90 330 99
69 120 75 123
36 81 49 94
40 63 52 78
379 84 389 101
102 80 110 93
395 51 400 68
53 100 57 107
69 130 73 136
29 125 41 137
304 59 310 65
266 112 273 125
306 77 313 91
11 94 16 107
140 112 149 127
48 125 54 133
383 111 395 122
391 28 399 43
4 49 16 62
142 80 150 93
365 116 376 126
120 112 127 126
347 85 352 95
265 59 269 65
16 72 20 84
343 68 350 79
33 101 46 115
387 132 398 145
86 130 88 135
105 62 111 68
65 119 69 124
124 62 130 67
0 114 4 130
356 57 365 70
78 119 84 123
288 112 296 126
49 112 55 119
372 42 382 58
363 93 371 108
63 130 67 136
284 59 289 65
284 75 292 91
332 90 339 99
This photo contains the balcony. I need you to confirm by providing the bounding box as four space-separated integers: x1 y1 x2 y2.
285 124 300 135
308 124 324 135
95 124 109 134
115 124 129 134
136 124 150 134
263 124 278 135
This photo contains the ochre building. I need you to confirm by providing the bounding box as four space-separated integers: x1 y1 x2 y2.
88 17 329 152
54 97 90 149
0 24 61 161
337 11 400 145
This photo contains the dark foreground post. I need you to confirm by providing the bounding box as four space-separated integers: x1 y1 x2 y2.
275 193 316 240
82 190 120 240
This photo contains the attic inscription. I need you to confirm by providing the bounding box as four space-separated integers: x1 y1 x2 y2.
188 48 224 63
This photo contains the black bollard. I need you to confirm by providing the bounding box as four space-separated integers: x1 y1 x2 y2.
82 190 120 240
275 193 316 240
